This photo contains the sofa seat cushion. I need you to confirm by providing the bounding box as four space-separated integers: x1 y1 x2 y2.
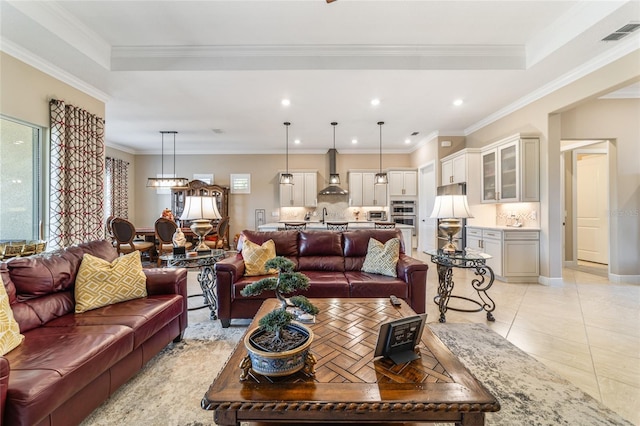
345 271 408 299
4 324 133 426
45 295 183 348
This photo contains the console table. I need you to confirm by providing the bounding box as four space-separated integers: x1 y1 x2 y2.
160 249 226 319
426 250 496 323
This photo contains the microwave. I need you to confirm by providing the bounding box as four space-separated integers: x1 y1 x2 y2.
367 210 387 221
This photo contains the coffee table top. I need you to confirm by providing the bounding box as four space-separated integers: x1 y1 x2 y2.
202 298 499 420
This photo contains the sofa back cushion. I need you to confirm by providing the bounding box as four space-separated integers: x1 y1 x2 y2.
240 230 299 267
2 240 118 332
343 229 405 271
297 231 345 272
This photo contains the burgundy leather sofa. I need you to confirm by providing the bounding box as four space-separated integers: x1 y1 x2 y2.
215 229 428 327
0 240 187 426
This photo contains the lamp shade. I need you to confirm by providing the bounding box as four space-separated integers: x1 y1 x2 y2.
179 196 221 220
429 195 474 219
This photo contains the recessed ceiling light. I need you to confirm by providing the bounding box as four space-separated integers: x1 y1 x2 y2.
294 139 301 144
281 99 291 106
453 99 464 106
352 139 358 144
371 98 380 106
14 140 24 145
405 139 411 144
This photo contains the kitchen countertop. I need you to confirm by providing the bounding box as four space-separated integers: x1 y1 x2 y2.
466 225 541 231
260 221 413 229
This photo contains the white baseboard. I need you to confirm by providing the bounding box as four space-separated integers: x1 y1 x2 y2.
538 276 563 286
608 273 640 284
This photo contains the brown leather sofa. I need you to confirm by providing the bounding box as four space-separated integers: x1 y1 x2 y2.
0 240 187 426
215 229 428 327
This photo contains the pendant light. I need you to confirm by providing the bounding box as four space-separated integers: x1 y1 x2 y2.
374 121 388 185
279 122 294 185
329 122 340 184
146 131 188 188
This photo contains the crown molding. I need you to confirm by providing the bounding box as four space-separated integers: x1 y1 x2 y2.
465 34 640 136
1 38 110 103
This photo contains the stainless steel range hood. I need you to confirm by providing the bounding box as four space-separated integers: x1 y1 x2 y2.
318 148 348 195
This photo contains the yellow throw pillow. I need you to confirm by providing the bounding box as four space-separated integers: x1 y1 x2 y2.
361 237 400 278
75 252 147 313
0 274 24 355
243 239 277 276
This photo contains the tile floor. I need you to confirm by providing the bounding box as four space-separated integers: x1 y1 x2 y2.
411 251 639 425
186 254 639 424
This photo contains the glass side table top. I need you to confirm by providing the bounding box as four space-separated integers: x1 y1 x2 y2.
425 249 492 261
159 249 226 262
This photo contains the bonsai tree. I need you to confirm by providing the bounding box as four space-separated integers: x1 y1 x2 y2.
241 256 319 346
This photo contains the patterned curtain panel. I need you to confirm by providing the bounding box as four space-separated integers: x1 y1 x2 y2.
105 157 129 220
49 99 105 249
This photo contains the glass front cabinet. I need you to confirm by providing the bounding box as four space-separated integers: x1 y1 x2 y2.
480 135 539 203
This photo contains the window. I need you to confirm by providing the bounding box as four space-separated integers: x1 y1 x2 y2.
230 173 251 194
0 117 43 241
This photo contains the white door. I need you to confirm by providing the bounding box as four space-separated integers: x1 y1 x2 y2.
576 153 608 264
419 163 436 252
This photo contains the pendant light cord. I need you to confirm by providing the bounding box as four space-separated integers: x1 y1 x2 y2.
378 121 384 172
160 131 165 177
284 122 290 173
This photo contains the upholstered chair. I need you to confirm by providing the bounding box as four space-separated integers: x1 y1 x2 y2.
155 217 192 265
111 217 155 258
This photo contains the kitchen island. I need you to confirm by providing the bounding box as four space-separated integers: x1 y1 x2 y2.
258 221 414 256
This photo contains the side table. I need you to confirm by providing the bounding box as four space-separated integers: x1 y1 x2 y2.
160 250 226 319
426 249 496 323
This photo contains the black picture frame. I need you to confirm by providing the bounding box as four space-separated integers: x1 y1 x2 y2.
374 314 427 365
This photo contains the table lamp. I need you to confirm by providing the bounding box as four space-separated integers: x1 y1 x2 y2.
429 194 474 254
179 196 221 252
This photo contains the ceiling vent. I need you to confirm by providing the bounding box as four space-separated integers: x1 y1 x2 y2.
602 22 640 41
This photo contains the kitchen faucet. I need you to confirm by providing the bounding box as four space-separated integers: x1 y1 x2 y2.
321 207 328 223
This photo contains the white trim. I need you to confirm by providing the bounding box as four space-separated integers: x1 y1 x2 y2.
105 141 136 155
0 38 110 103
538 276 563 286
465 34 640 135
608 274 640 285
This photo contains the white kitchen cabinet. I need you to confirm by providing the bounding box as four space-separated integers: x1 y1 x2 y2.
441 152 467 185
349 172 387 207
279 172 317 207
388 170 417 197
480 135 539 203
466 226 539 282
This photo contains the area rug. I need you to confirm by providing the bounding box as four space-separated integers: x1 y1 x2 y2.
80 322 633 426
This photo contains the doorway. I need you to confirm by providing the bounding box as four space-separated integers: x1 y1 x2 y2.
418 162 436 253
562 141 610 276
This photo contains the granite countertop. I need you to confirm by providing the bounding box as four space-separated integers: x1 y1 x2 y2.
466 224 541 231
261 221 413 229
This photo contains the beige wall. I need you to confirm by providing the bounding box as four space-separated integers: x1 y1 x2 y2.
561 99 640 277
133 152 413 240
466 50 640 281
0 52 105 127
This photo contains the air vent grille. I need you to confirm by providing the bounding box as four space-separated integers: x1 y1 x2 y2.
602 22 640 42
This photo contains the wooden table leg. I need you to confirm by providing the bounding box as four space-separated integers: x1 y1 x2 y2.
214 410 238 426
460 412 484 425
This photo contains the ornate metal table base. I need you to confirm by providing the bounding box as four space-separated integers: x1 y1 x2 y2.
428 250 496 323
160 250 226 320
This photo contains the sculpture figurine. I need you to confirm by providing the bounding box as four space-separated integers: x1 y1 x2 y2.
172 227 186 247
162 208 174 222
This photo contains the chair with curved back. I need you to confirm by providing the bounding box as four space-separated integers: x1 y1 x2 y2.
326 222 349 231
105 215 116 245
155 217 193 265
204 216 230 250
374 222 396 229
111 217 155 258
283 222 307 230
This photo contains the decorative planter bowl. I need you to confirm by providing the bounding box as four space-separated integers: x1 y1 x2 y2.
242 323 314 377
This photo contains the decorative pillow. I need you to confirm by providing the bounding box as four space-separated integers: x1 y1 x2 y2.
361 238 400 278
75 252 147 313
0 274 24 355
243 239 277 276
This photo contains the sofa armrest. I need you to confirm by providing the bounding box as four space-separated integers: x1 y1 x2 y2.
214 254 245 325
1 356 9 424
396 254 429 314
144 268 188 297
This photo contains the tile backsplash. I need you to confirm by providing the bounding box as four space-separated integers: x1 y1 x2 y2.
496 203 540 227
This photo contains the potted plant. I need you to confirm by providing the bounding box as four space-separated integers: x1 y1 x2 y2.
240 256 319 378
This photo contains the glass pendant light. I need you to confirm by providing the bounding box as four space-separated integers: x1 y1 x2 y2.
279 122 294 184
375 121 388 185
146 131 188 188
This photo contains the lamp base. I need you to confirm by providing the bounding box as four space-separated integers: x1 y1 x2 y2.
439 219 462 254
190 219 213 252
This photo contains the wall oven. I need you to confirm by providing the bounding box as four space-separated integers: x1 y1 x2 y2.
391 200 416 235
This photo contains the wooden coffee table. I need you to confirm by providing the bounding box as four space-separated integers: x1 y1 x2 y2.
202 298 499 425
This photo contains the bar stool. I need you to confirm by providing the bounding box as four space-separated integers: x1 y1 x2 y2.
374 222 396 229
284 222 307 230
326 222 349 231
